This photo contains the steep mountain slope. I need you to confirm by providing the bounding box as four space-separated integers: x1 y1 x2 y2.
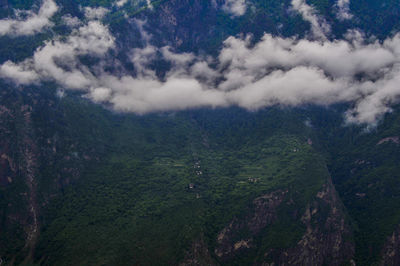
308 105 400 265
31 99 355 265
1 84 356 265
0 84 107 263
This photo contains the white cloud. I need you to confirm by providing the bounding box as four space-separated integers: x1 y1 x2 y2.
222 0 247 17
146 0 153 10
0 18 114 90
336 0 353 20
56 89 65 98
228 66 348 109
62 15 81 28
87 87 113 102
217 32 400 124
84 7 109 20
0 61 39 84
99 76 227 113
115 0 151 9
291 0 330 40
2 7 400 126
0 0 58 37
116 0 128 7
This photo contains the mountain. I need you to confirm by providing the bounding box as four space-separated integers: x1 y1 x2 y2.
1 0 400 265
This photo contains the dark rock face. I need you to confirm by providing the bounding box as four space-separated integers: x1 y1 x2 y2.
143 0 220 51
0 87 98 263
272 178 355 266
0 105 17 187
215 190 288 259
0 89 39 263
214 178 355 265
381 225 400 266
180 236 218 266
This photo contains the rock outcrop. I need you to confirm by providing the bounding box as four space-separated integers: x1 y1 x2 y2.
0 87 98 264
215 190 288 260
180 236 218 266
214 178 354 265
381 225 400 266
273 178 354 266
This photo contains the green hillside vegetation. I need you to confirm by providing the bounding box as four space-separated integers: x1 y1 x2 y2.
308 105 400 265
31 95 327 265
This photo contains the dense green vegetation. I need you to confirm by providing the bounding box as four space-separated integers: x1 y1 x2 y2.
2 71 400 266
15 92 397 266
28 95 327 265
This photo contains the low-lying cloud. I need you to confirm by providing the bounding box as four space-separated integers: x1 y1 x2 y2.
0 15 114 88
1 2 400 126
0 0 58 36
336 0 353 20
222 0 247 17
116 0 129 7
291 0 330 39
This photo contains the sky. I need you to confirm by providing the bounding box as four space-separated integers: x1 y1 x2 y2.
0 0 400 126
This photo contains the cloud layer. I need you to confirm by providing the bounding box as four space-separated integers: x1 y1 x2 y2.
0 0 58 36
222 0 247 17
0 1 400 126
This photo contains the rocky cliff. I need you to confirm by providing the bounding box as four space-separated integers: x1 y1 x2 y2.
381 225 400 266
214 177 355 265
0 87 40 263
0 86 99 264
